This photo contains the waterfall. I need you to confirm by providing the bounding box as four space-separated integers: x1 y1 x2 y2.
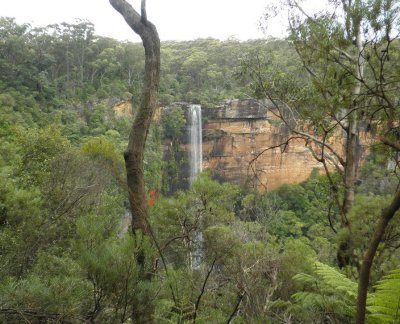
188 104 203 268
189 104 203 185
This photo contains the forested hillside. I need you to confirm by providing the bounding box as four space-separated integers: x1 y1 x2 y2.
0 17 285 109
0 8 400 323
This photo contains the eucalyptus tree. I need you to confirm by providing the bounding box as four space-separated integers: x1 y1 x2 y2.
241 0 400 322
109 0 160 238
109 2 160 320
0 18 38 93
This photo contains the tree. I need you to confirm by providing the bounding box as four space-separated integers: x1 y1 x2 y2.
242 0 400 322
109 1 160 322
109 0 160 238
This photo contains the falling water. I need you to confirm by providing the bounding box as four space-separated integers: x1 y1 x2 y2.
189 104 203 185
189 104 203 268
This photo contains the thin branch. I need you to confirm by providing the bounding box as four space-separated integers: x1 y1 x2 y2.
141 0 147 23
308 142 344 177
321 156 348 226
248 136 304 167
193 258 217 324
144 217 178 306
0 308 87 323
226 291 246 324
247 136 304 190
333 45 356 63
161 233 194 251
327 203 338 234
381 137 400 151
263 100 346 167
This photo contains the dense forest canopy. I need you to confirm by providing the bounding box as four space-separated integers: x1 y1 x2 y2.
0 17 288 110
0 2 400 322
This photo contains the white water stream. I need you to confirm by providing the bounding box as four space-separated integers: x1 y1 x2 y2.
189 104 203 268
189 105 203 184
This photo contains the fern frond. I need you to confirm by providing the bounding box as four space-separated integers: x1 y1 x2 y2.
269 299 293 309
292 291 324 308
290 261 357 321
292 272 318 286
313 261 358 298
368 268 400 323
292 291 354 316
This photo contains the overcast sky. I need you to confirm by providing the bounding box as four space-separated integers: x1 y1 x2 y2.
1 0 289 42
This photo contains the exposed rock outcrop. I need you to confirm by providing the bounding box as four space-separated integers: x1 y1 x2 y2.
144 100 368 192
112 100 133 117
202 99 327 191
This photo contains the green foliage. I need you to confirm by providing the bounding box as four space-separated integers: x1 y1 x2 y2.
239 174 340 260
152 173 240 266
368 268 400 323
14 125 70 186
357 144 399 195
160 107 187 194
290 261 357 322
237 41 311 112
337 195 400 281
81 136 124 171
0 17 294 108
204 224 241 261
161 106 186 141
0 178 43 277
1 12 399 324
160 38 253 105
0 255 92 320
151 174 340 322
144 123 164 192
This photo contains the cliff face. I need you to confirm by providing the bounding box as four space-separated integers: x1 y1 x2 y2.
115 100 366 192
202 99 330 191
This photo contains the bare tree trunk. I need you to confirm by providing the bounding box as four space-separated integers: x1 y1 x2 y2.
109 0 160 237
343 123 360 216
355 188 400 324
110 1 160 322
343 8 364 215
337 120 362 267
337 9 364 267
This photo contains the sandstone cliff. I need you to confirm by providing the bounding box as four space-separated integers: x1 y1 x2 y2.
118 99 368 193
202 99 328 191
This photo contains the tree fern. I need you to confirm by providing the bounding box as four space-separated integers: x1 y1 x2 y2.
368 268 400 323
290 261 357 322
312 262 358 298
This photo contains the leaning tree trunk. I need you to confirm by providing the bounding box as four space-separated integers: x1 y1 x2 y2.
355 188 400 323
109 1 160 322
109 0 160 237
